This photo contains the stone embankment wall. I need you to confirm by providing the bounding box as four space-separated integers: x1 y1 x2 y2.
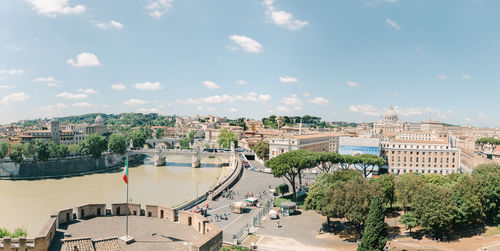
0 203 222 251
0 154 142 179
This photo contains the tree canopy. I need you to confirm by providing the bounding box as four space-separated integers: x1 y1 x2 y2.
84 134 108 159
0 141 9 159
217 129 238 149
358 195 387 251
253 141 269 160
108 134 127 154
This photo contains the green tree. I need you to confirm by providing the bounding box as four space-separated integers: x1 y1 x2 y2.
217 129 238 149
315 152 341 173
413 183 455 235
395 173 425 211
11 227 27 238
179 137 190 149
155 128 164 139
338 154 355 170
451 175 482 226
48 141 58 158
108 134 127 154
68 144 80 156
9 143 24 163
358 196 387 251
376 174 396 209
0 140 9 159
127 130 147 148
265 150 316 201
141 125 153 139
399 211 418 234
22 143 33 158
57 145 69 158
188 130 196 144
253 141 269 160
34 139 50 161
78 141 90 156
352 154 386 178
325 177 383 238
275 183 289 197
472 164 500 223
84 134 107 159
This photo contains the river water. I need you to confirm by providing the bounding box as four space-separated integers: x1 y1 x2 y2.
0 156 222 237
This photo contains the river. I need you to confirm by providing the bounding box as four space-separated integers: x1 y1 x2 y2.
0 156 222 237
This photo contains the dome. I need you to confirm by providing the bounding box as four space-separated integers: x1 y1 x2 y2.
95 115 104 124
385 106 397 118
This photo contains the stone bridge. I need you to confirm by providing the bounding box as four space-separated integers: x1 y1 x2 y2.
144 137 182 149
128 147 236 168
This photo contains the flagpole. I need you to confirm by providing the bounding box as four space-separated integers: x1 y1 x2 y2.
126 154 129 238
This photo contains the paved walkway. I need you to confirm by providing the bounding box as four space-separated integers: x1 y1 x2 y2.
194 160 282 243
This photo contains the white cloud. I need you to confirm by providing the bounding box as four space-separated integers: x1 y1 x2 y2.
46 83 57 87
236 80 247 85
437 74 447 79
202 81 220 89
0 69 24 75
55 92 87 100
1 92 29 104
134 81 163 90
33 76 61 83
94 20 123 30
259 94 271 102
138 107 160 113
264 0 308 31
176 98 201 105
124 99 147 106
78 88 98 94
146 0 174 18
0 85 14 89
347 81 360 87
229 35 263 53
308 97 330 105
56 103 68 109
25 0 85 17
229 108 238 112
348 104 381 116
276 106 291 113
279 76 298 83
282 94 303 108
176 92 271 105
462 74 471 79
386 18 400 30
67 52 101 67
112 83 126 90
72 102 92 108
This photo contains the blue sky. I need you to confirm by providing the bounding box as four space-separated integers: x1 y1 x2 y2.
1 0 500 127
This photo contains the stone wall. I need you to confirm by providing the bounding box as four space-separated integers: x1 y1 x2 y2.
0 154 142 179
0 216 56 251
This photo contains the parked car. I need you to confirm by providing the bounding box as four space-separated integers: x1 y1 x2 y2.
269 210 279 220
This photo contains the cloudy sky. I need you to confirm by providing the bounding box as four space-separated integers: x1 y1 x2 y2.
1 0 500 127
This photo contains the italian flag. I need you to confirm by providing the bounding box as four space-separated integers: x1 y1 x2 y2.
123 157 128 184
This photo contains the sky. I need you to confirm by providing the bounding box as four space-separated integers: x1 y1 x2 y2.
1 0 500 127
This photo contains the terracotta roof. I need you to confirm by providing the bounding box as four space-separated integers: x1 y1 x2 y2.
93 237 122 251
63 237 94 251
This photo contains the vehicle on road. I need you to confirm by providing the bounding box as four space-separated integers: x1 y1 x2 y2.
269 210 279 220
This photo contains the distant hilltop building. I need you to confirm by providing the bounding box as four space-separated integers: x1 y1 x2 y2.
20 115 110 145
373 106 405 135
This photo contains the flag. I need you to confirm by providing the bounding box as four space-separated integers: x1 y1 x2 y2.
123 157 128 184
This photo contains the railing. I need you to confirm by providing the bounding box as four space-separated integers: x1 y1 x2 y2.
232 200 272 243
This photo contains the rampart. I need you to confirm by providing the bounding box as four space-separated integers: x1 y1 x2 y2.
0 154 143 179
0 203 222 251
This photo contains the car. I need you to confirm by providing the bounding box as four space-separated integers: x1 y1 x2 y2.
269 210 279 220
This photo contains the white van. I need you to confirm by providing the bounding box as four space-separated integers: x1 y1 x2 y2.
269 210 279 220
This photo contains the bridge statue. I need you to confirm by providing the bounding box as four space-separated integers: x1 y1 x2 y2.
230 140 235 152
128 139 134 150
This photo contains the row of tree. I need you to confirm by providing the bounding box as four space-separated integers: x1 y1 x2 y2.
265 150 386 201
475 137 500 146
304 163 500 241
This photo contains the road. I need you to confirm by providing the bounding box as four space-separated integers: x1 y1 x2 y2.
194 160 283 243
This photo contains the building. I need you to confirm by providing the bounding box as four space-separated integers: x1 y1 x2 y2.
421 120 444 132
338 137 380 156
373 106 405 135
269 133 342 158
380 135 461 175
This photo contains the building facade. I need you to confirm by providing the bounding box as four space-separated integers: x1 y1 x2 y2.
269 134 340 158
373 106 405 135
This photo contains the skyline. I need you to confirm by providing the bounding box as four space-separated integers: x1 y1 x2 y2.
1 0 500 127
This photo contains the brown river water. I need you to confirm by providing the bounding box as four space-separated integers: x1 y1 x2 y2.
0 155 222 237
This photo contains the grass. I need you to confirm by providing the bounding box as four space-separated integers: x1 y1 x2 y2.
273 193 306 208
484 224 500 237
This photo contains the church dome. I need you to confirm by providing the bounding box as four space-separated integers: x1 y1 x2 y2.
95 115 104 124
384 106 398 121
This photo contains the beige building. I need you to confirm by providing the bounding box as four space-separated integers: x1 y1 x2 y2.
373 107 405 135
269 133 342 158
381 136 461 175
421 120 444 132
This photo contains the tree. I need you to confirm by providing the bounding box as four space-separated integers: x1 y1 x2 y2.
84 134 107 159
57 145 69 158
395 173 425 211
188 130 196 144
253 142 269 160
472 164 500 223
325 177 383 238
127 129 146 148
276 183 289 197
78 141 90 156
338 154 355 170
452 175 482 226
108 134 127 154
265 150 316 201
352 154 386 178
48 141 58 158
0 140 9 159
155 128 164 139
22 143 33 158
179 137 190 149
141 125 153 139
315 152 341 173
9 143 24 163
217 129 238 149
413 183 455 236
376 174 396 209
34 139 50 161
399 211 418 234
358 196 387 251
68 144 80 156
